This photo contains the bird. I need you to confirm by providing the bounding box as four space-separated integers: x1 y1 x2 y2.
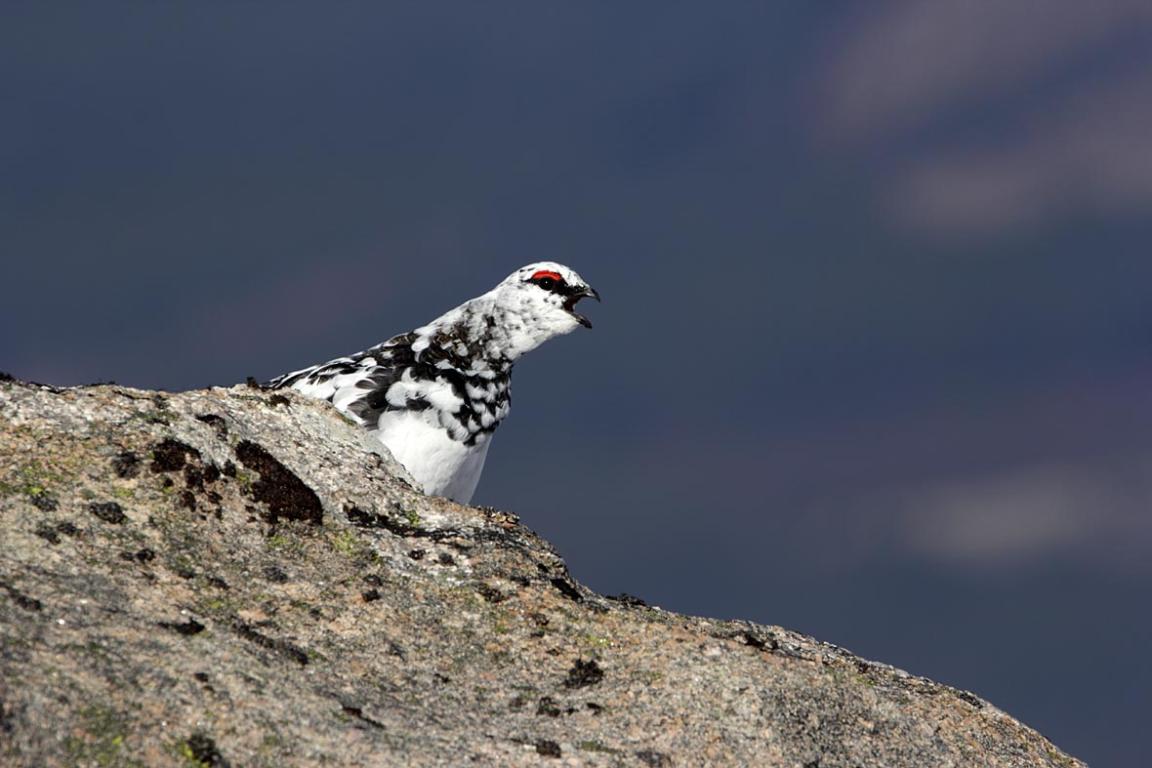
264 263 599 504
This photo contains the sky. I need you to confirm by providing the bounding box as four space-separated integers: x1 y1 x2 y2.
3 3 1152 765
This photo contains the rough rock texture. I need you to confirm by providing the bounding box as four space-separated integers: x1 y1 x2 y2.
0 378 1084 767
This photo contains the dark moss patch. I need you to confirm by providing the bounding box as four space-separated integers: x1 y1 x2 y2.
345 505 425 537
89 501 127 524
205 576 229 590
955 689 985 709
112 451 140 479
151 439 200 473
245 376 261 389
183 464 205 490
13 593 44 613
361 588 382 603
344 505 530 561
30 493 59 511
536 739 562 758
194 414 229 438
235 441 322 526
344 505 376 526
741 632 767 650
437 552 456 566
606 592 647 607
637 749 673 767
0 695 11 734
536 697 563 717
339 703 384 730
0 580 43 612
178 490 197 510
737 630 777 652
33 521 79 544
529 613 550 636
120 548 156 564
262 565 289 583
563 659 604 689
159 618 206 636
231 620 309 666
172 563 197 580
476 584 506 603
550 577 583 603
183 731 230 767
34 523 61 544
268 394 291 407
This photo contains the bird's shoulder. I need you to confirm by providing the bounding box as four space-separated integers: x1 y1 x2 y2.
265 323 512 440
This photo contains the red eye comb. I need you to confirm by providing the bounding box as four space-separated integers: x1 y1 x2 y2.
530 270 564 282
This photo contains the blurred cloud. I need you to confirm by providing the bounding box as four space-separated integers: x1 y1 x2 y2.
813 0 1152 234
890 68 1152 233
898 461 1152 570
817 0 1152 140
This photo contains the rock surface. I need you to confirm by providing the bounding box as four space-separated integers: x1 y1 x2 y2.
0 377 1084 767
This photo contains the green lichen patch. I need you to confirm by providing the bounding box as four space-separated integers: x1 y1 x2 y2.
577 740 623 755
170 731 228 768
0 462 64 500
64 705 142 768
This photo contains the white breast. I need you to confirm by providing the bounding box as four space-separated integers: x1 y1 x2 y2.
372 410 492 503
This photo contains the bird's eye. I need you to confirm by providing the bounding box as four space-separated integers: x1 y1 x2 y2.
528 270 565 291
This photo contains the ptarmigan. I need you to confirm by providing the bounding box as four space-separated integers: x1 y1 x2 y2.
264 263 598 503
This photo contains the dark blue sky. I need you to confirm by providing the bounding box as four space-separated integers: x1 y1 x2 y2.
4 3 1152 765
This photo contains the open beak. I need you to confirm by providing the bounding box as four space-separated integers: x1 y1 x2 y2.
564 286 600 328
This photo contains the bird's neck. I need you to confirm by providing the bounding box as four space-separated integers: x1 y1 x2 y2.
412 290 555 371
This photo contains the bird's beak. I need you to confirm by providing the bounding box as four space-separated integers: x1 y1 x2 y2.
565 286 600 328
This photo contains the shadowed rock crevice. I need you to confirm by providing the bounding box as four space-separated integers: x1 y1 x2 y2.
0 379 1084 767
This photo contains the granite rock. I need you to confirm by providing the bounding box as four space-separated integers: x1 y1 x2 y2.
0 379 1084 767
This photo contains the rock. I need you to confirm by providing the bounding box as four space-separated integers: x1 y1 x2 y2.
0 379 1084 767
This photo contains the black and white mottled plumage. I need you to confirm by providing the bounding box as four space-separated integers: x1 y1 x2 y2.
265 262 598 503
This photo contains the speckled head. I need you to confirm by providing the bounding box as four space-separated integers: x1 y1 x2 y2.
481 262 599 357
412 262 599 365
503 262 599 325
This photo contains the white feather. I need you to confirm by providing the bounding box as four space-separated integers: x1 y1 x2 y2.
373 411 492 503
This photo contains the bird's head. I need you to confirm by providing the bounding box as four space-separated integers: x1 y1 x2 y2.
481 262 599 357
